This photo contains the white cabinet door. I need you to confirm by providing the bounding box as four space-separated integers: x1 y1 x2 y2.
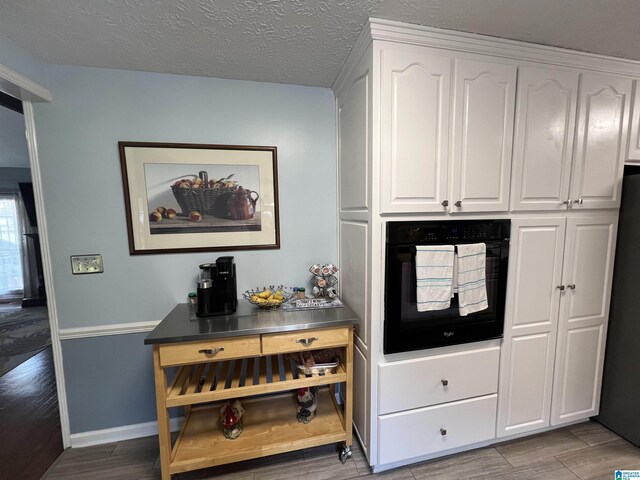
380 46 451 213
449 58 516 213
510 66 579 211
628 80 640 162
570 74 632 209
551 215 618 425
497 218 565 437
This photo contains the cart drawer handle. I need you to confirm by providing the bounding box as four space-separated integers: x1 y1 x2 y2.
296 337 319 346
198 347 225 356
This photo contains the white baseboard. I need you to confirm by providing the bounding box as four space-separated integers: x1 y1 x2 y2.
70 416 184 448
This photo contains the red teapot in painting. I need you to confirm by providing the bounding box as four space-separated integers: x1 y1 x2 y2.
227 187 259 220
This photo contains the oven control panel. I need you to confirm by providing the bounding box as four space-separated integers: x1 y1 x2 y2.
387 220 509 245
444 225 491 241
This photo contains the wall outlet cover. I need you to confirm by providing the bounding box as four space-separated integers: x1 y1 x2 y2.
71 254 103 274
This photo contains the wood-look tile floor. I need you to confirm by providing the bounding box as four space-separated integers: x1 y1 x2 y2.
42 421 640 480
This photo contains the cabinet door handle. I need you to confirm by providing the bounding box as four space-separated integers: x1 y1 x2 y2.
296 336 319 346
198 347 224 356
557 285 566 291
454 201 462 207
575 198 584 205
563 200 573 206
441 379 449 386
441 200 449 207
567 284 576 290
440 428 447 436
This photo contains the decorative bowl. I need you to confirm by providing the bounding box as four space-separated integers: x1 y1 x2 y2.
242 286 294 309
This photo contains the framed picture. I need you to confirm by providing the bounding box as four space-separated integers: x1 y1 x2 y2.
119 142 280 255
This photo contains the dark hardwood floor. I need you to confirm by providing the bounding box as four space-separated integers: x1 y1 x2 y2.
0 346 63 480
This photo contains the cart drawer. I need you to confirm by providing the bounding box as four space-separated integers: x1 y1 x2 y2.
262 327 349 354
159 337 261 367
379 346 500 414
378 394 497 465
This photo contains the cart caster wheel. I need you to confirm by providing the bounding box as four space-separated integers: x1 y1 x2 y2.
339 445 352 464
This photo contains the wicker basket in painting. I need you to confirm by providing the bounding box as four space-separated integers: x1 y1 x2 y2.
170 185 235 218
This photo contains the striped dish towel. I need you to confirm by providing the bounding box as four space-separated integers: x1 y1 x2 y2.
415 245 455 312
456 243 488 316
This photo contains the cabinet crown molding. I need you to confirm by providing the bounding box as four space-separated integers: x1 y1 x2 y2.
335 17 640 94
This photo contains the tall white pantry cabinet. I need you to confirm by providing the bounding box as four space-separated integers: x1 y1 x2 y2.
334 18 640 471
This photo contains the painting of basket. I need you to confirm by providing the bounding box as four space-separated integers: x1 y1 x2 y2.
119 141 279 254
170 184 235 218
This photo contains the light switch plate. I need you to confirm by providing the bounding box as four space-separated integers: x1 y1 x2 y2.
71 254 103 274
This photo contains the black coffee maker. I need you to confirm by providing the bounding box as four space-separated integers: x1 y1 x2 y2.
196 256 238 317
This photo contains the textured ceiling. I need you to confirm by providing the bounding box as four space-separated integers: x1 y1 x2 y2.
2 0 640 88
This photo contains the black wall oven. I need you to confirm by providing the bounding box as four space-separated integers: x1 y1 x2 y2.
384 220 510 354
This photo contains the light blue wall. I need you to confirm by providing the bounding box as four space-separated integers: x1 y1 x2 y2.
0 107 30 169
0 167 31 191
0 33 49 88
0 168 31 192
34 65 337 329
61 333 161 433
33 65 337 433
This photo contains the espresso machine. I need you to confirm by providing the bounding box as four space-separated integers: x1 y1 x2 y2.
196 256 238 316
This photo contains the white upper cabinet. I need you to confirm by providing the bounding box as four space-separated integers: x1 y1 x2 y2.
570 74 632 209
380 46 451 213
511 70 632 211
511 67 579 211
380 46 517 214
449 58 517 213
628 80 640 162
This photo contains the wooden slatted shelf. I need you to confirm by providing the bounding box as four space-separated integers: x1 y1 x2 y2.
166 354 346 407
169 388 346 475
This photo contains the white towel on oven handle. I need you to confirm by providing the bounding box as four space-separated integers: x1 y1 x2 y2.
456 243 488 316
415 245 455 312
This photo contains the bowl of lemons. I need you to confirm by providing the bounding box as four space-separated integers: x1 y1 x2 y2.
243 286 293 309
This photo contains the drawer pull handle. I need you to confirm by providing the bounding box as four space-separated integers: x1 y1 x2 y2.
440 428 447 436
198 347 225 356
296 337 319 346
441 379 449 387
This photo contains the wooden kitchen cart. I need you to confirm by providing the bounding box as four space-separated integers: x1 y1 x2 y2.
146 305 355 480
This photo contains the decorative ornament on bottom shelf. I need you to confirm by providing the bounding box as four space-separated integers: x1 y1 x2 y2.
220 399 245 439
296 386 319 424
309 263 339 298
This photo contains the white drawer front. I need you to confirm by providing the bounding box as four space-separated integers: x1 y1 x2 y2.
379 346 499 414
378 394 497 465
